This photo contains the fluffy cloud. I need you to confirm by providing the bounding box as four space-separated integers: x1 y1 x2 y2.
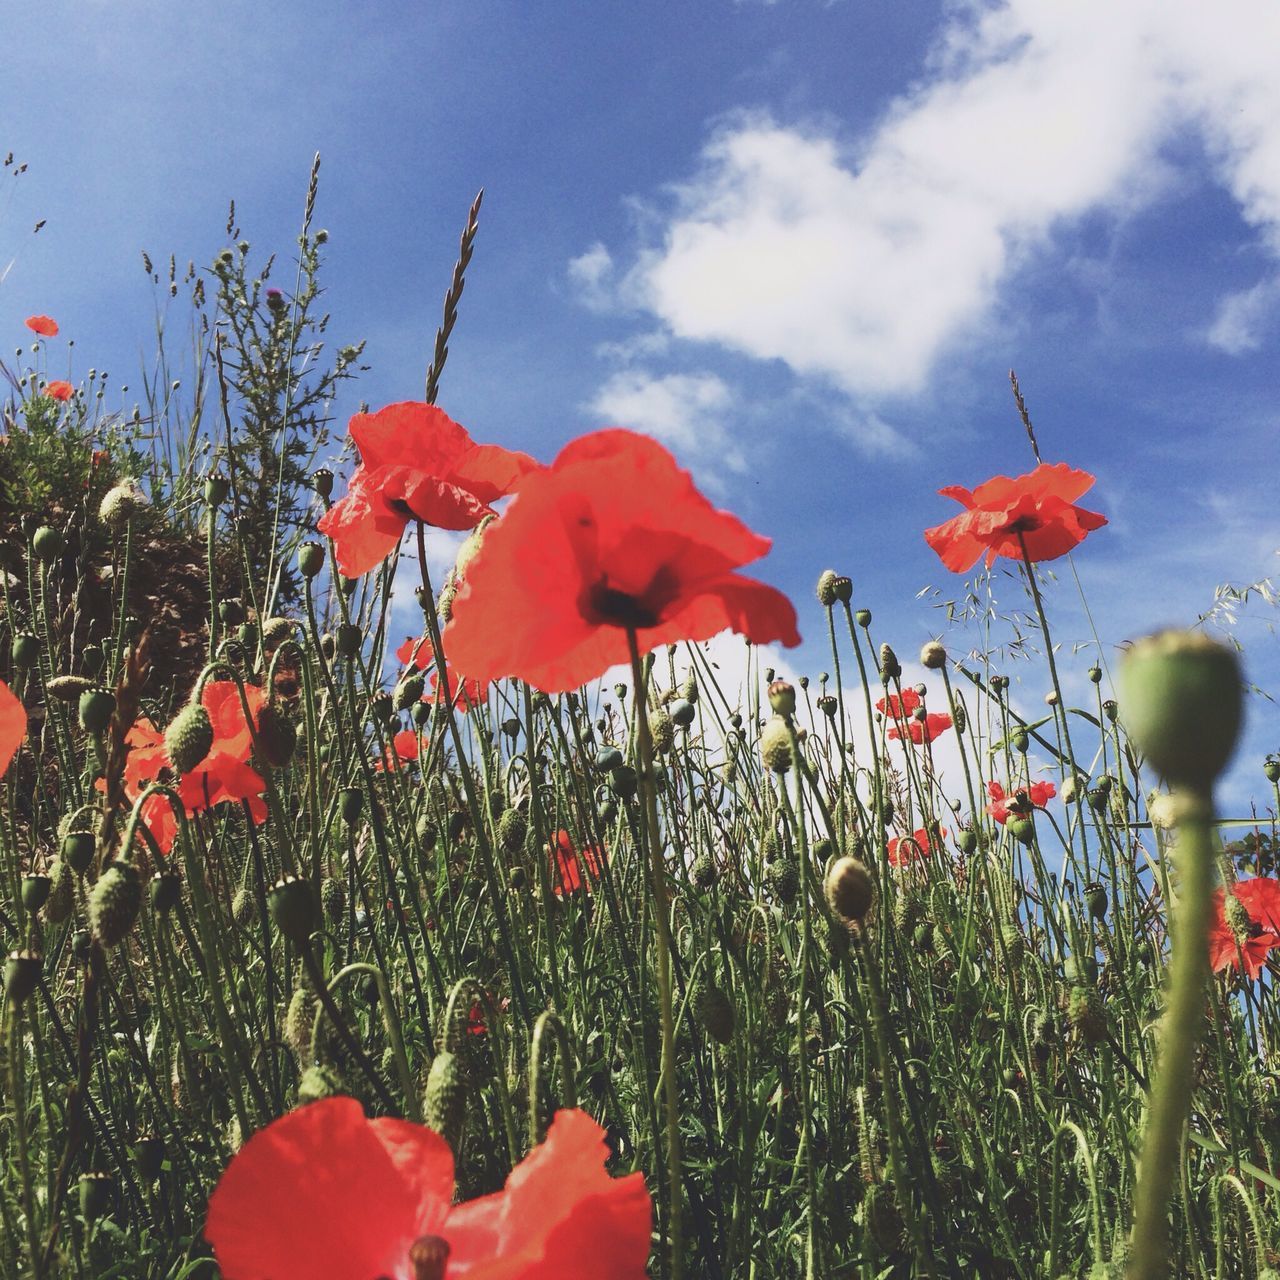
581 0 1280 399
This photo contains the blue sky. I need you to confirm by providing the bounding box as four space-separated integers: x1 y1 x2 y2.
4 0 1279 805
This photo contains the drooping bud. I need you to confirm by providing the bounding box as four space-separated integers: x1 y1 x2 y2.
255 703 297 768
261 617 293 652
767 859 799 905
1119 630 1243 791
393 672 425 711
423 1050 466 1148
165 701 214 773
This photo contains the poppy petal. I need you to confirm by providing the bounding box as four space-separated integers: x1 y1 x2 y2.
0 679 27 779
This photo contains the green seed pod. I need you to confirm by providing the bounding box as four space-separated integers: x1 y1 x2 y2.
76 685 113 734
44 859 74 922
596 745 624 773
298 541 325 579
33 525 64 561
1011 728 1029 754
609 764 637 799
497 808 527 856
1264 759 1280 783
311 468 334 500
393 672 425 711
416 814 438 851
831 575 853 604
816 694 837 718
423 1050 466 1147
62 829 96 873
695 980 735 1045
204 474 230 506
341 787 363 826
150 871 181 914
1064 953 1099 985
825 856 874 923
4 950 42 1005
11 631 38 668
22 873 51 911
855 608 872 628
165 701 214 774
134 1134 165 1182
298 1064 344 1106
89 861 142 947
268 876 316 944
1007 814 1035 847
1083 881 1108 921
255 703 297 768
335 623 363 658
956 829 977 855
1119 630 1243 791
78 1171 114 1223
767 680 796 717
669 698 695 728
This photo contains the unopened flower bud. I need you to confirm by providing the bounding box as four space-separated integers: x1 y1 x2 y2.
165 701 214 773
879 644 900 683
920 641 946 670
99 479 149 530
816 570 840 607
768 679 796 717
825 856 874 923
268 876 316 944
32 525 64 561
89 860 142 947
760 717 793 773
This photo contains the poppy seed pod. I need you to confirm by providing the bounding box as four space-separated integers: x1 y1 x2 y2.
204 474 230 507
856 608 872 628
11 631 38 668
1083 881 1107 921
760 717 793 773
335 623 363 658
768 679 796 717
268 876 316 944
78 1171 114 1223
150 871 182 913
1119 630 1243 791
21 873 51 911
78 686 115 734
825 856 874 923
89 860 142 947
310 468 334 500
32 525 64 561
165 701 214 774
669 698 695 728
4 949 42 1005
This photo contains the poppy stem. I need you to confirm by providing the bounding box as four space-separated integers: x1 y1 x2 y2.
627 628 684 1280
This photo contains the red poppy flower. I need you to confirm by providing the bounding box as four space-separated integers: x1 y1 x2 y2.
887 826 946 867
116 682 268 853
888 712 953 745
924 463 1107 573
44 380 73 402
444 429 801 693
1208 881 1280 980
985 779 1056 825
551 829 607 896
204 1096 651 1279
25 314 58 337
398 634 436 670
0 679 26 779
397 636 490 710
876 689 921 720
377 729 421 773
316 403 541 578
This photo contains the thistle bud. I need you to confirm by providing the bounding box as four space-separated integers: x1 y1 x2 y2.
1119 630 1243 791
165 701 214 773
89 860 142 947
825 856 874 923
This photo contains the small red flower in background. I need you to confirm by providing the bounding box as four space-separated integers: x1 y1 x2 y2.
0 679 26 779
44 380 73 402
377 729 420 773
924 463 1107 573
25 314 58 337
876 689 920 720
1208 879 1280 980
397 636 490 711
551 829 607 895
117 681 267 853
398 634 435 670
889 713 953 746
888 826 946 867
204 1095 652 1279
444 429 800 693
317 402 541 578
985 779 1056 825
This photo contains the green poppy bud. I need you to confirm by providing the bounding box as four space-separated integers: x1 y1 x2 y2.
165 701 214 774
695 980 735 1045
33 525 64 561
89 861 142 947
423 1050 466 1147
760 717 793 773
335 622 362 658
825 856 874 923
394 673 425 711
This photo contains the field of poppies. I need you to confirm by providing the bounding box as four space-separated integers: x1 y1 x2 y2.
2 219 1279 1280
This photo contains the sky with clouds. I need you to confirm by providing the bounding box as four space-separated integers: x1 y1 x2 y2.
3 0 1278 803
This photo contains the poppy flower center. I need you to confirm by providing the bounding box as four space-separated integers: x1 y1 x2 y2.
582 567 680 631
408 1234 450 1280
1003 514 1043 534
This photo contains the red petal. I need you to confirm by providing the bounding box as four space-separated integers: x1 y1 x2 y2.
445 1109 652 1278
349 402 472 472
1236 877 1280 933
317 471 408 577
205 1096 452 1280
451 440 543 505
0 679 26 779
24 314 58 337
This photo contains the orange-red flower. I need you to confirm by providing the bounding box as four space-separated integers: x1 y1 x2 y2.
377 729 421 773
889 712 953 745
985 779 1056 825
444 429 801 693
551 829 606 895
924 463 1107 573
24 314 58 337
1208 878 1280 980
118 681 267 853
44 380 73 402
876 689 920 720
887 826 945 867
317 402 540 578
396 635 489 710
0 679 26 778
204 1096 652 1279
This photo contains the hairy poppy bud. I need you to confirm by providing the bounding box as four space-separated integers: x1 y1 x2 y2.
320 878 346 925
262 617 293 652
768 679 796 717
695 980 735 1045
89 860 142 947
47 674 93 703
340 787 363 826
135 1135 165 1182
816 570 840 607
825 856 874 923
691 853 718 889
335 622 362 658
393 672 425 711
423 1051 466 1147
99 479 149 530
497 808 527 855
4 949 42 1005
45 859 74 922
920 640 947 670
648 708 674 754
1067 986 1106 1044
255 703 297 768
268 876 315 944
1119 630 1243 791
165 701 214 774
760 718 793 773
767 859 799 905
298 1064 344 1106
78 686 115 734
879 643 900 683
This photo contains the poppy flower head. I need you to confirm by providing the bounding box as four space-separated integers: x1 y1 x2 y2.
924 462 1107 574
444 429 801 693
317 403 541 578
985 779 1056 825
551 829 607 895
1208 880 1280 980
377 729 420 772
44 380 73 402
0 679 26 779
25 314 58 337
888 712 953 745
876 689 921 720
204 1096 652 1280
888 826 945 867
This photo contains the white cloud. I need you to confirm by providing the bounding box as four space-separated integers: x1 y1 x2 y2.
586 368 745 488
587 0 1280 400
1206 275 1280 354
566 243 616 313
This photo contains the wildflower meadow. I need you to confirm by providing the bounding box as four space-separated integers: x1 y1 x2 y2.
3 175 1280 1280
